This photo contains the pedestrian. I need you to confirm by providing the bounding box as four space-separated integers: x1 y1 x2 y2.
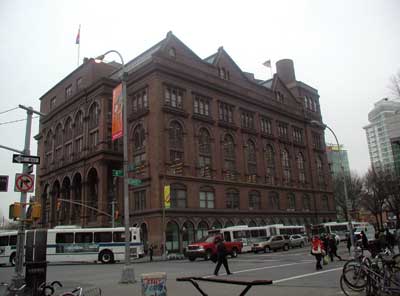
311 235 324 270
328 234 342 262
379 229 387 252
149 243 154 262
322 234 329 255
214 236 232 276
385 229 395 252
346 234 351 255
360 231 369 251
396 227 400 253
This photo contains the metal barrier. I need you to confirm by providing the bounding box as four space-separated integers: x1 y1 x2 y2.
176 276 273 296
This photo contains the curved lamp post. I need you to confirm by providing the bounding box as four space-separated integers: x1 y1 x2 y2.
310 120 355 256
95 50 135 283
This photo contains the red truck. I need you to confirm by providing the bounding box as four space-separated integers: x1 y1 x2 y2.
185 235 243 261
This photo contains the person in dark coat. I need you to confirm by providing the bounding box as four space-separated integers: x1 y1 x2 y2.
346 234 351 255
149 243 154 262
213 237 232 276
328 234 342 261
360 231 369 251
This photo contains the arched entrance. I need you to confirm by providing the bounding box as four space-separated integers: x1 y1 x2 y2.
166 221 180 253
71 173 82 225
51 180 60 226
182 221 195 250
60 177 71 225
87 168 98 223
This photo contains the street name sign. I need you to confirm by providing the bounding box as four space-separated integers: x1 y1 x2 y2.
112 170 123 177
14 173 35 193
128 179 142 186
12 154 40 165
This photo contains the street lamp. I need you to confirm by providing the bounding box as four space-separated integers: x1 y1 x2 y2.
310 120 355 256
95 50 135 283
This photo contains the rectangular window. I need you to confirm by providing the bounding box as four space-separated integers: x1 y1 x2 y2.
75 232 93 243
260 117 272 135
65 84 73 98
293 127 304 144
134 190 146 211
193 94 211 116
113 231 131 242
94 232 112 243
277 122 289 139
218 102 234 123
313 133 323 149
0 236 9 246
56 233 74 244
240 110 254 129
76 77 83 91
75 137 83 154
50 97 57 110
164 85 183 109
132 88 149 113
9 235 17 245
200 191 214 208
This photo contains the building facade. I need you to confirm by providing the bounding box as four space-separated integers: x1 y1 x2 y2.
36 32 335 253
364 98 400 173
325 143 350 177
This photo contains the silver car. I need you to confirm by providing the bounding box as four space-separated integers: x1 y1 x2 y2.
288 234 307 248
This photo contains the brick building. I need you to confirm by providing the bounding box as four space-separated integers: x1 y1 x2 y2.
36 32 335 253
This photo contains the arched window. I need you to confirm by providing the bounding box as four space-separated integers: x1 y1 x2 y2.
297 153 306 185
132 124 146 165
74 111 84 154
64 118 73 161
316 156 325 187
226 188 239 209
225 220 234 227
45 131 54 165
182 221 195 249
264 144 275 185
321 195 329 210
171 183 187 208
246 140 257 177
223 134 236 179
248 220 257 227
303 194 311 210
89 103 100 129
198 128 212 176
269 191 280 210
288 192 296 210
197 221 209 240
169 121 184 162
249 191 261 210
211 221 222 230
54 124 63 161
166 221 179 252
199 187 214 208
281 149 291 185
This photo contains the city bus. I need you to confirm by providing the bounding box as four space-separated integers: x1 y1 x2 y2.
208 224 306 252
311 221 370 241
0 231 17 266
0 226 144 266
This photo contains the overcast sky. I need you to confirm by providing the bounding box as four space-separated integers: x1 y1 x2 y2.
0 0 399 222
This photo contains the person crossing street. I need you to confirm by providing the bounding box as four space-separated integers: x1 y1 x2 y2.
213 236 232 276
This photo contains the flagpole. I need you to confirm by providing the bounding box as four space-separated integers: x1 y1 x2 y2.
77 25 81 67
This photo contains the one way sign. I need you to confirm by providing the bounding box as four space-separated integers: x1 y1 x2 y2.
12 154 40 165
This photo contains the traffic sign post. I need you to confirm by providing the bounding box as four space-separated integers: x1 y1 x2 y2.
14 174 35 193
12 154 40 165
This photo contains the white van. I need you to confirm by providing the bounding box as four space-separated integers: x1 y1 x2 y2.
354 224 375 242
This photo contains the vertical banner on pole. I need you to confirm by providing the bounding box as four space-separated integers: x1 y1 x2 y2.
112 83 123 141
164 185 170 209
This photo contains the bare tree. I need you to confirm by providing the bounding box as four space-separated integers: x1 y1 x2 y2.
361 169 387 229
389 70 400 99
383 171 400 224
333 172 363 221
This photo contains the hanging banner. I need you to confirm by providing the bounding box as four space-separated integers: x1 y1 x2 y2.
164 185 170 209
112 83 123 141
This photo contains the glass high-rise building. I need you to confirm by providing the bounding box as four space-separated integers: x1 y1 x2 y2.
326 144 350 177
363 98 400 172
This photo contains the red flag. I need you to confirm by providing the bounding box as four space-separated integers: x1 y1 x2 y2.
75 26 80 44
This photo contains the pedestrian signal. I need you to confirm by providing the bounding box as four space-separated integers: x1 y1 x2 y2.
31 203 41 219
9 202 22 220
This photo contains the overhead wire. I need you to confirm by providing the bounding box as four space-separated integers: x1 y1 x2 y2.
0 116 40 126
0 106 19 115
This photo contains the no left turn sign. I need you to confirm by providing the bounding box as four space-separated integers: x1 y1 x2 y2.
14 173 35 193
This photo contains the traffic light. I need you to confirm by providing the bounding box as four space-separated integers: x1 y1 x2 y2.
9 202 22 220
31 203 42 220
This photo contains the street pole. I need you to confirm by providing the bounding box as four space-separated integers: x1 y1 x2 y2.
95 50 135 283
311 120 355 257
11 105 45 286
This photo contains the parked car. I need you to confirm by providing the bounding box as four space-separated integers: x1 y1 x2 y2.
252 235 290 253
288 234 307 248
185 235 243 261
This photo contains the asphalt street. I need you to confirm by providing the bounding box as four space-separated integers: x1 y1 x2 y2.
0 245 351 296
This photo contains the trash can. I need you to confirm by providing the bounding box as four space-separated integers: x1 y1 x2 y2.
141 272 167 296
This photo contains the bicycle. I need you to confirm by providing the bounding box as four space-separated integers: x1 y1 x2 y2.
0 282 27 296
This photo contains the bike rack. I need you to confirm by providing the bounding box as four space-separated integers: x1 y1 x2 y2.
176 276 273 296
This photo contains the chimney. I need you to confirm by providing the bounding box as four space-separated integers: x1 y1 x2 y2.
276 59 296 85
